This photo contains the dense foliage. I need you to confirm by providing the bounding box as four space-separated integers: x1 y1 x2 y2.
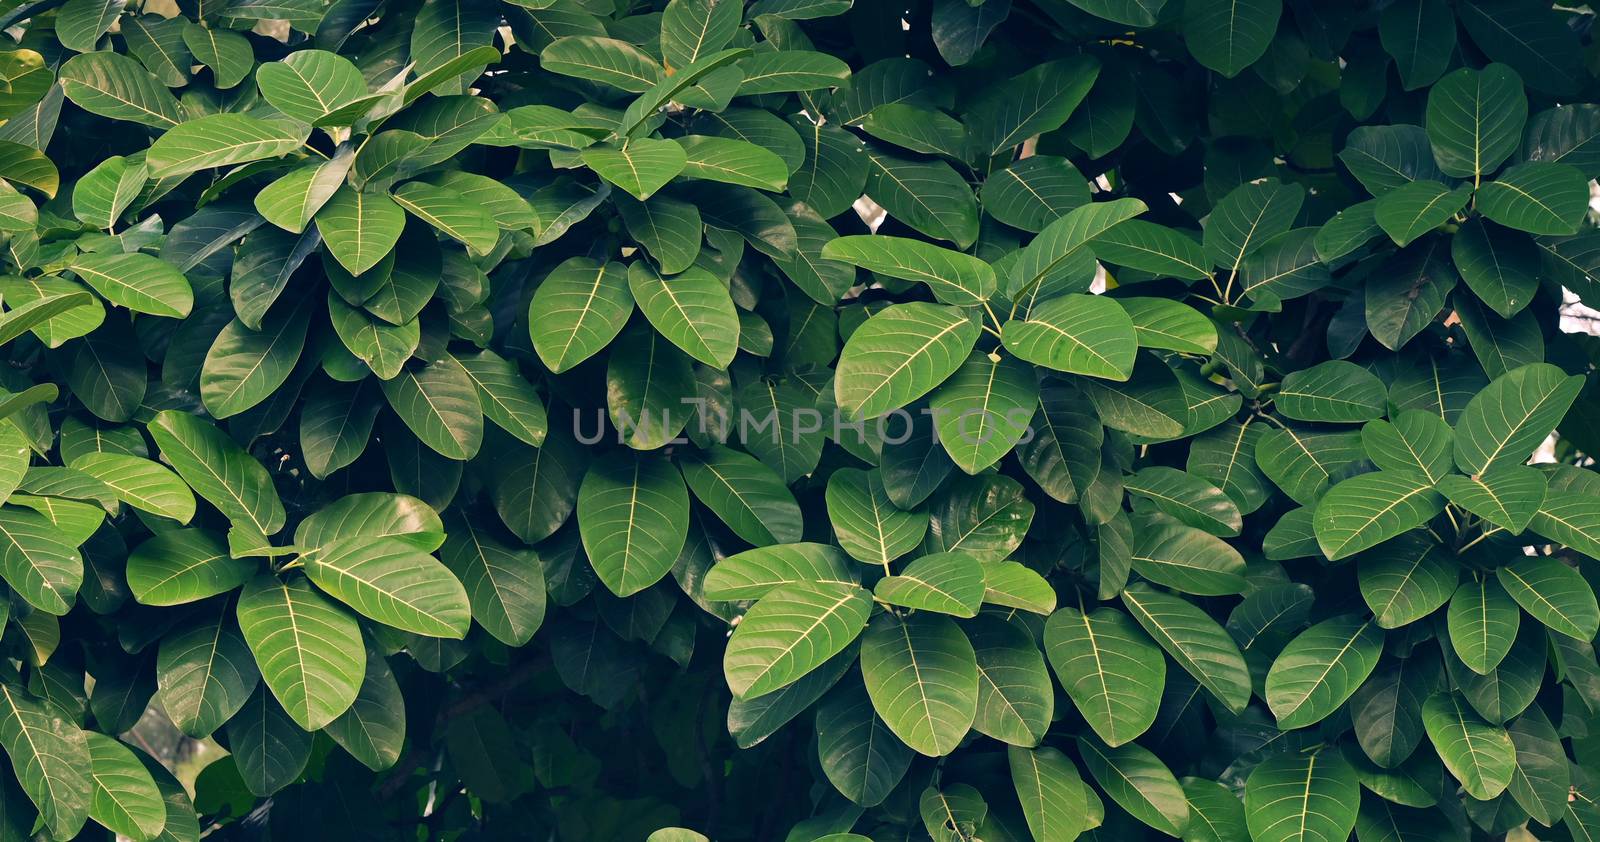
4 0 1600 838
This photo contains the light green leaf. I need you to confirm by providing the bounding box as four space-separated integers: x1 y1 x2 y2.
1421 691 1516 800
834 302 979 421
68 251 193 318
1496 555 1599 640
85 732 166 841
303 536 471 638
527 257 633 373
1042 605 1164 746
1001 294 1136 380
1453 362 1583 474
379 354 484 460
875 551 985 616
315 186 408 276
821 235 995 306
1243 750 1359 842
626 262 740 368
126 529 251 606
147 410 286 536
1121 582 1250 714
1437 466 1546 534
859 612 977 756
577 451 689 597
1265 614 1384 729
235 574 365 731
1314 471 1445 560
146 114 304 179
726 581 871 700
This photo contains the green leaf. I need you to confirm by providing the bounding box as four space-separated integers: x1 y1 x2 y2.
617 193 702 275
73 453 196 523
181 22 252 89
1076 737 1188 836
1448 577 1521 674
1121 582 1250 714
1092 220 1210 281
200 298 312 419
1425 63 1527 178
824 469 927 568
1421 691 1516 800
1008 745 1087 841
1380 0 1455 90
456 350 546 447
1265 614 1384 729
1117 297 1217 354
679 445 802 546
577 452 689 598
1453 363 1583 474
1314 471 1445 560
969 616 1053 746
1129 512 1246 595
863 150 980 249
927 351 1037 474
1243 750 1359 842
147 410 286 536
1203 179 1303 272
315 186 407 276
875 551 985 616
324 644 404 771
726 581 871 700
1451 218 1540 317
254 49 368 125
660 0 739 69
1183 0 1280 77
1124 466 1241 536
835 302 979 420
1437 466 1546 534
1001 294 1136 380
235 574 365 731
126 529 250 606
626 262 741 368
1276 360 1387 423
1495 555 1599 640
542 36 662 92
302 536 471 637
527 258 633 373
1042 605 1164 746
156 599 259 738
85 732 166 841
702 543 858 600
0 682 91 839
859 612 977 756
1373 180 1471 246
72 155 148 230
581 139 687 200
966 56 1098 156
821 235 995 306
59 52 184 128
0 507 83 615
1357 533 1457 629
1361 410 1455 482
68 251 193 318
225 685 310 797
379 354 484 460
736 51 850 94
1477 161 1591 235
675 135 789 192
146 114 304 179
1010 197 1146 299
980 156 1090 234
391 181 499 256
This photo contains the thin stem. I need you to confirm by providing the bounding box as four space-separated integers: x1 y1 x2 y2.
1458 526 1504 554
